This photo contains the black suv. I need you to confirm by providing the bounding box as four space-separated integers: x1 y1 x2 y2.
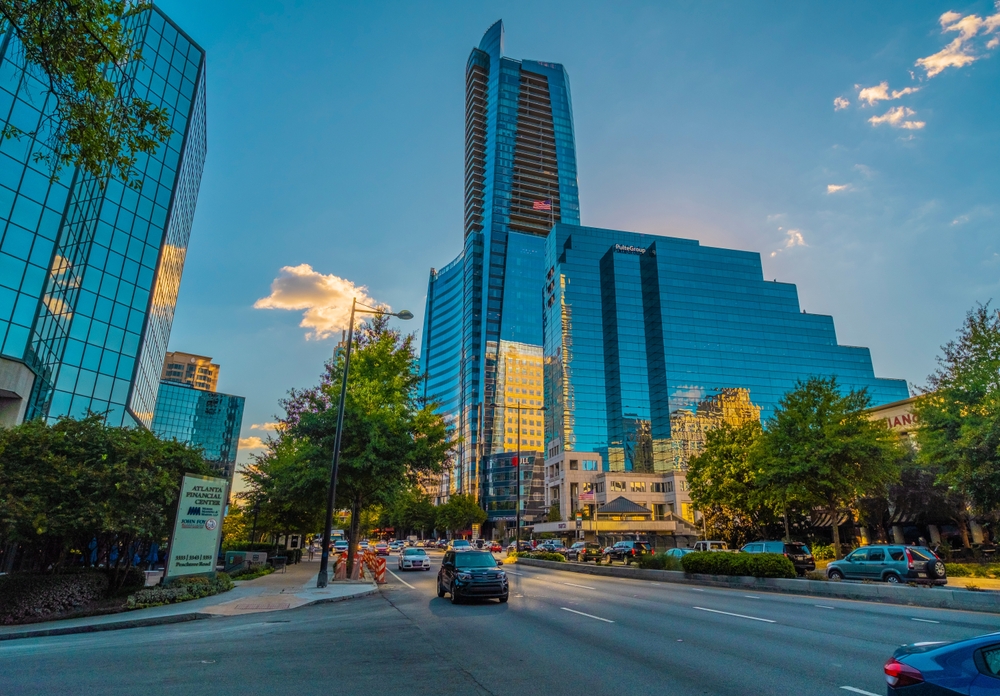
566 542 603 562
740 541 816 575
437 550 509 604
603 541 652 564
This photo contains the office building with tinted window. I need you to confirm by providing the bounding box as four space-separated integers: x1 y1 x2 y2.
542 224 911 475
421 21 579 525
0 7 206 428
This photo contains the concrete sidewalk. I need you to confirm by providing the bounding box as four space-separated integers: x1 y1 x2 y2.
0 560 377 641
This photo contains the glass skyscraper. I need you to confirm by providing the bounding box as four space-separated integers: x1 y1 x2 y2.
0 7 206 428
152 381 245 483
542 224 911 472
421 21 580 520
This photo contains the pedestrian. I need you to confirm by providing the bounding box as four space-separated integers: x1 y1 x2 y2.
308 545 315 561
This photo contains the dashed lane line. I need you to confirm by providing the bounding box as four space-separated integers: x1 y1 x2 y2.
840 687 879 696
564 582 597 590
692 607 776 624
387 569 415 589
815 605 836 609
560 607 615 623
911 618 940 624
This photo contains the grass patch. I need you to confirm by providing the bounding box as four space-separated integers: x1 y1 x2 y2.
944 563 1000 578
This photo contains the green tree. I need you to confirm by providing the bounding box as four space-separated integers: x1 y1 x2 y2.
0 0 173 187
546 502 561 523
380 487 437 538
435 494 486 535
915 304 1000 528
754 377 903 558
687 420 773 547
0 414 209 584
283 314 452 575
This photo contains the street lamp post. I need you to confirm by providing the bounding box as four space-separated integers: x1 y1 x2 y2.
490 400 546 550
316 298 412 588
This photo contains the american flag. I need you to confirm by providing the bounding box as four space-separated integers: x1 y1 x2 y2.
533 199 552 211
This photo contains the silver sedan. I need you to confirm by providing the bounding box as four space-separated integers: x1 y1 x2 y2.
397 548 431 571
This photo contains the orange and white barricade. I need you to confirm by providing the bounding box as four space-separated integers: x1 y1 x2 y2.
374 557 386 584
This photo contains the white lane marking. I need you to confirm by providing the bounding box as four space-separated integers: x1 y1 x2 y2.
691 588 705 592
505 570 523 575
561 607 615 623
387 569 415 589
911 618 940 624
815 605 836 609
744 595 760 599
692 606 776 624
564 582 597 590
840 687 880 696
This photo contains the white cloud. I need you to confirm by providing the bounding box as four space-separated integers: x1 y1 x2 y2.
770 229 807 257
868 106 925 130
254 264 381 340
669 385 706 411
833 96 850 110
856 82 921 106
916 6 1000 78
238 436 267 450
251 422 281 431
826 184 851 194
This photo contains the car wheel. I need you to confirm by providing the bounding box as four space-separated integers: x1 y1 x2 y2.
436 580 445 598
449 582 461 604
828 568 844 581
885 573 902 584
498 593 508 603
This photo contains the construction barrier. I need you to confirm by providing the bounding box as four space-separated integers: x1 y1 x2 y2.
334 552 347 580
375 557 386 584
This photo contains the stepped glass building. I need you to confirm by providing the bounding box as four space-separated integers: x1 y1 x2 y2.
421 20 579 526
0 7 206 428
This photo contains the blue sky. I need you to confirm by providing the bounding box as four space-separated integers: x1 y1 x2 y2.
157 1 1000 466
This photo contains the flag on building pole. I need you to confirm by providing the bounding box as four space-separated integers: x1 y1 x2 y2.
533 199 552 211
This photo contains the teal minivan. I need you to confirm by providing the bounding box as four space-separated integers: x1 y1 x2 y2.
825 545 947 585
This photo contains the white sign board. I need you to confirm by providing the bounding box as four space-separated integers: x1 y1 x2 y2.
165 474 228 582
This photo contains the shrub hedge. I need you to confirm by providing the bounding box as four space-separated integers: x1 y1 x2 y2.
0 572 110 625
811 544 836 561
126 573 233 609
681 552 796 579
511 551 566 562
944 563 1000 578
637 553 684 571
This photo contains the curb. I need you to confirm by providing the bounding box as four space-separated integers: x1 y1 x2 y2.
0 612 212 642
513 559 1000 614
300 587 380 607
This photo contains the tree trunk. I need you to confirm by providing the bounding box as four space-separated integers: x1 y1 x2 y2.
830 506 843 559
783 508 791 542
346 494 362 578
958 515 972 549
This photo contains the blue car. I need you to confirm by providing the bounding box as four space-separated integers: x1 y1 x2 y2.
885 632 1000 694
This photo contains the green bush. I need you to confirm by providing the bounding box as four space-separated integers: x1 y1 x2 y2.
811 544 835 561
681 552 795 579
511 551 566 562
230 565 275 581
637 553 684 571
108 567 147 597
945 563 1000 578
126 572 233 609
0 572 110 625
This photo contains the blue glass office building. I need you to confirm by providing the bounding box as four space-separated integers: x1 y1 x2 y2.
0 8 206 428
542 225 910 471
421 21 579 516
151 381 244 482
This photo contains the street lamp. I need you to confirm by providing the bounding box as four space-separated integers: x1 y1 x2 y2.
317 298 412 588
492 401 547 550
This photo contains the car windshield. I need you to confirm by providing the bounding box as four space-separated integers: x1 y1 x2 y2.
402 549 426 556
455 552 498 569
452 541 470 546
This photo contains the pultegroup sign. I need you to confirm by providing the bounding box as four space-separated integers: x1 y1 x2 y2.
165 473 228 582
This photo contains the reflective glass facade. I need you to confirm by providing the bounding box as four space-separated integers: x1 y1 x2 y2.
0 7 206 428
421 21 580 516
151 381 244 483
542 224 910 472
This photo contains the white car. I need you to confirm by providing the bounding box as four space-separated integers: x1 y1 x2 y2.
397 548 431 571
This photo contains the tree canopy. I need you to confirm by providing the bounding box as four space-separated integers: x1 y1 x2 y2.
434 494 486 535
0 0 172 187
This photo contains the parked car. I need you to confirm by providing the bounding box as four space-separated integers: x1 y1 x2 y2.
448 539 473 552
740 541 816 575
397 547 431 571
885 632 1000 694
436 540 448 549
664 547 693 559
826 545 947 585
472 539 487 550
603 540 652 564
437 550 508 603
693 540 729 552
490 541 502 553
565 542 603 562
538 540 568 554
507 541 533 553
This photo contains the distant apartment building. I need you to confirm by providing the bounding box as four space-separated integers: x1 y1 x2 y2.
0 7 207 428
151 352 244 483
161 351 220 391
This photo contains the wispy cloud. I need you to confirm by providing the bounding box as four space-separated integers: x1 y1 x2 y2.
868 106 925 130
254 264 380 340
856 81 921 106
251 422 281 431
833 96 850 110
238 436 267 450
916 6 1000 78
770 228 807 257
826 184 851 194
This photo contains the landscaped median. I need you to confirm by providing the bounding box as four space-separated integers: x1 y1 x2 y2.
511 557 1000 614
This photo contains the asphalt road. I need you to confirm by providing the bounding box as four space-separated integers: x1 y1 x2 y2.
2 551 998 696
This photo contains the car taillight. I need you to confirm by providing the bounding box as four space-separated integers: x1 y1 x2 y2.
884 658 923 687
905 549 915 569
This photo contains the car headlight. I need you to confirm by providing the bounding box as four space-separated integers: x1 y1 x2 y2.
457 572 472 581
